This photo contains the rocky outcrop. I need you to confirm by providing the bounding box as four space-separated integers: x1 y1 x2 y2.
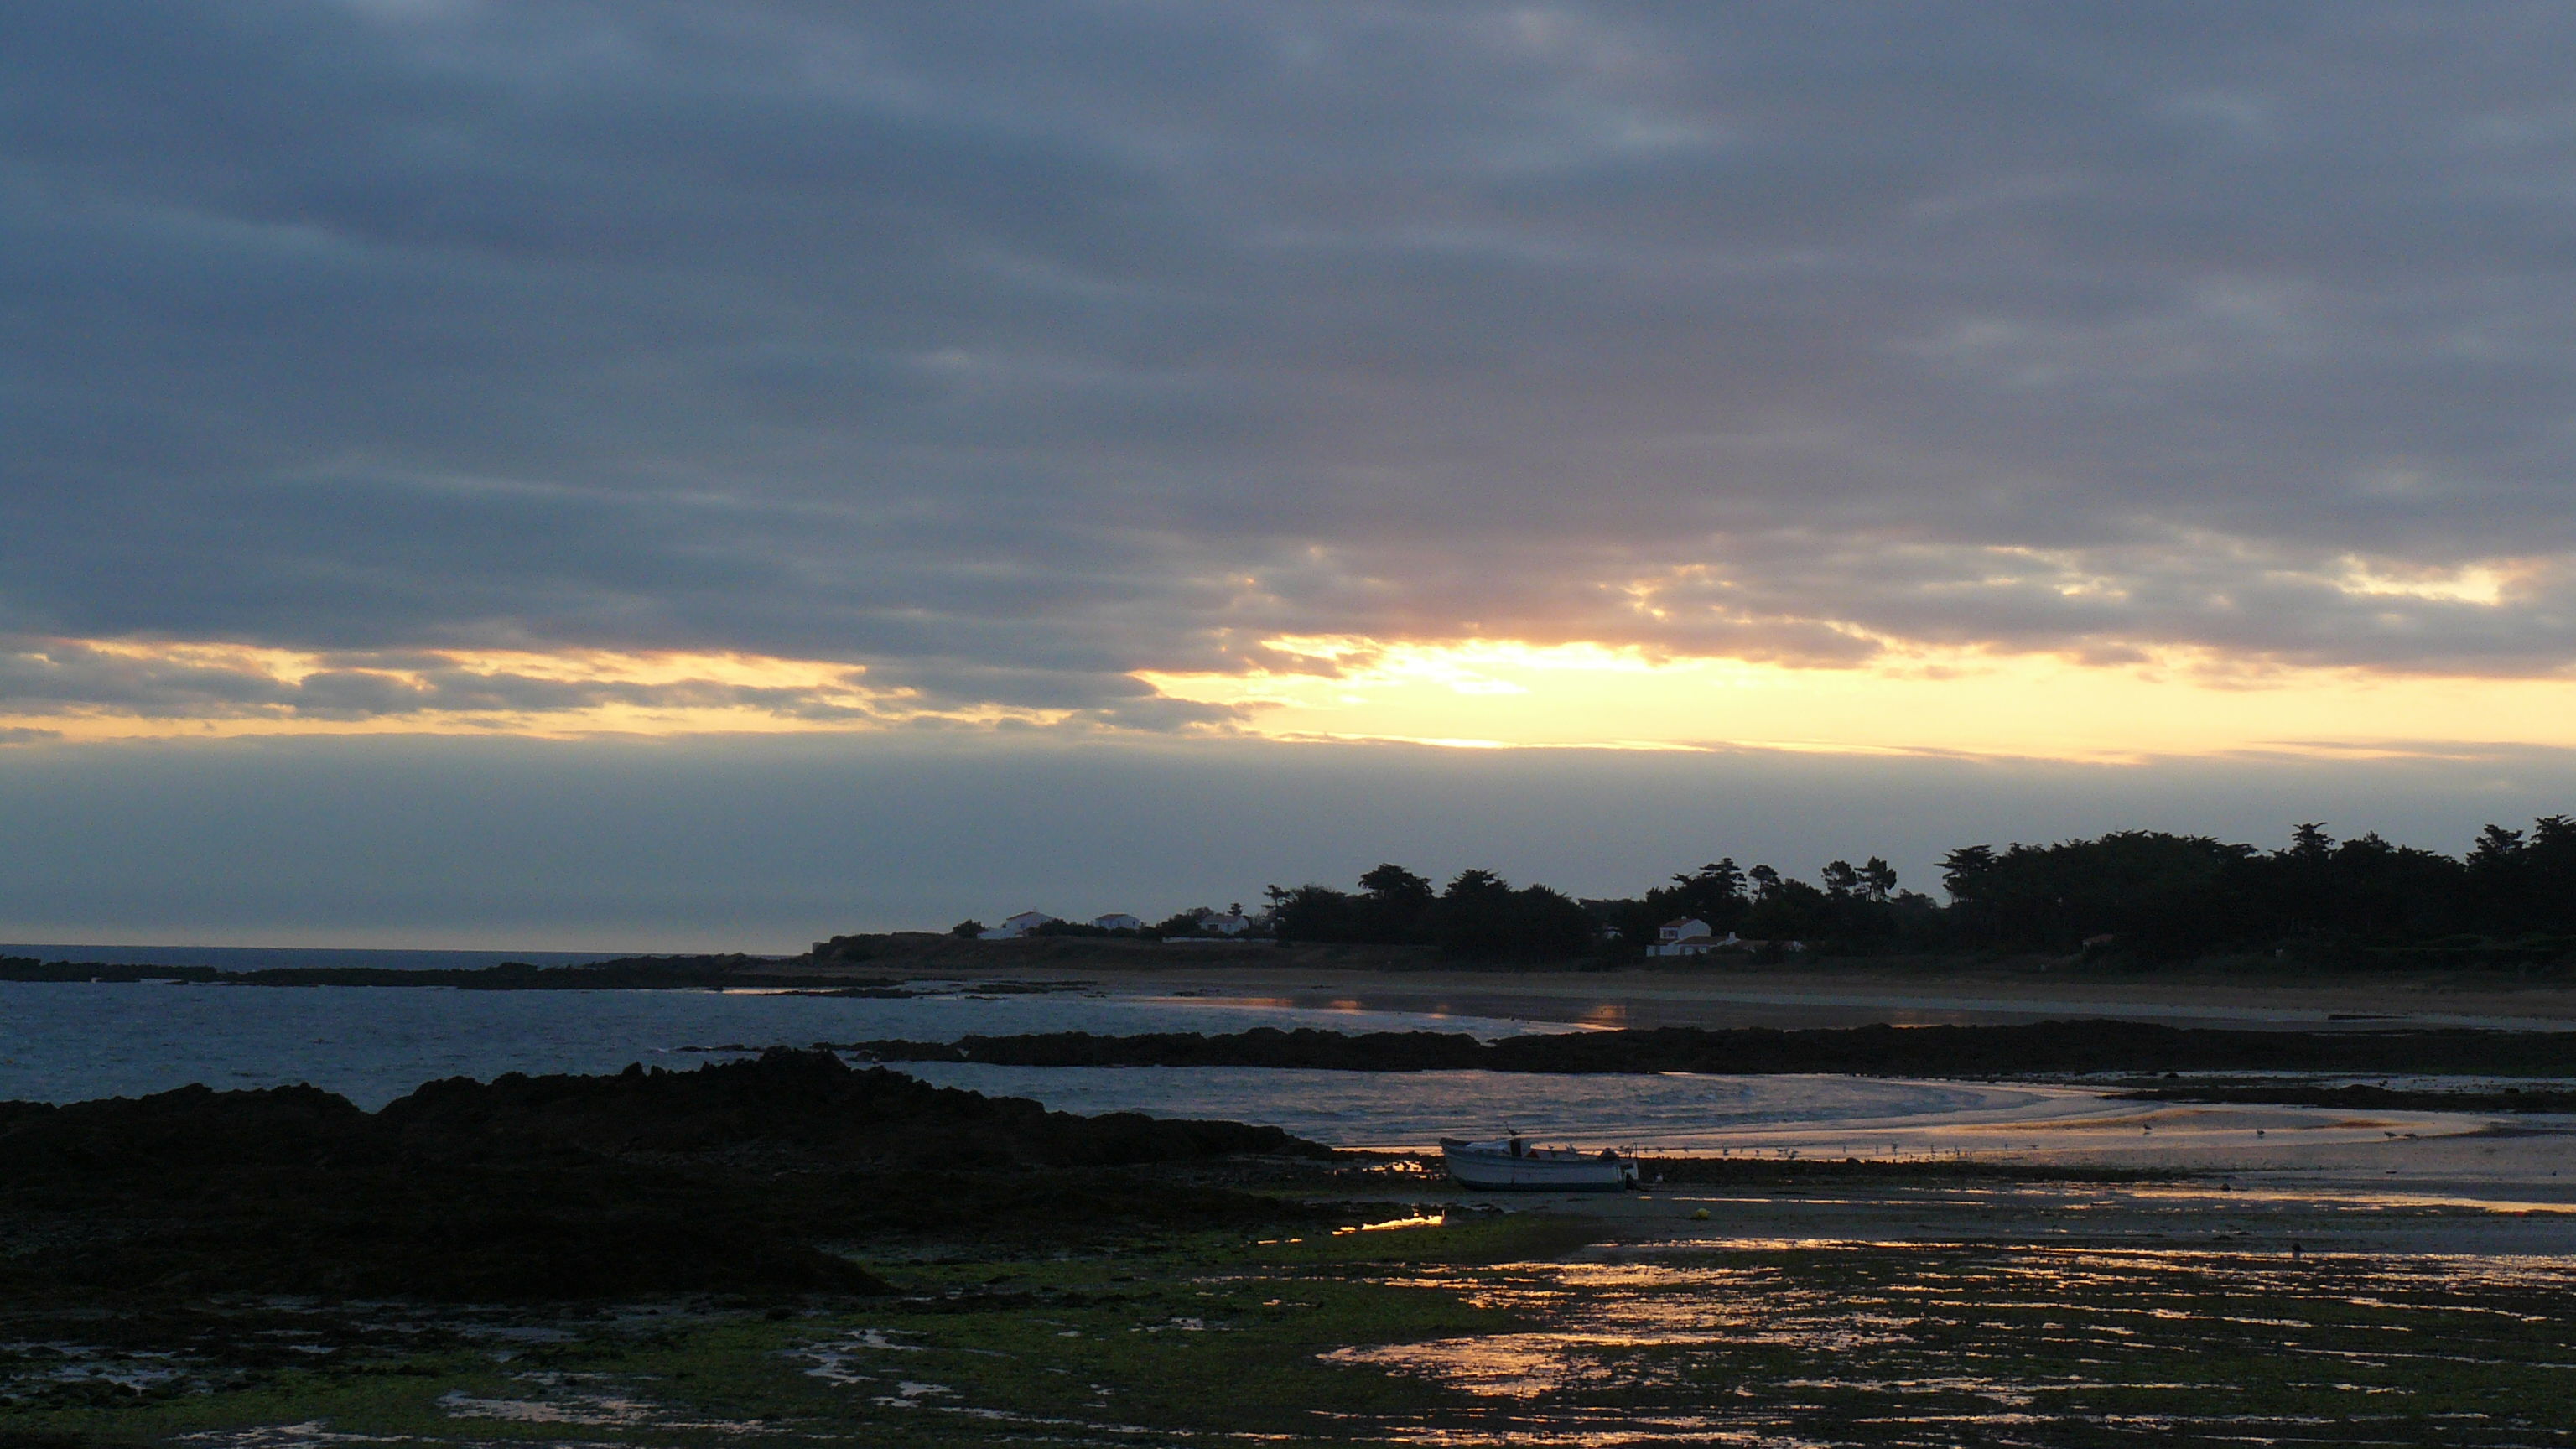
0 1051 1327 1301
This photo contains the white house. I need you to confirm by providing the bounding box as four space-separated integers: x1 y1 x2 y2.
1648 916 1739 958
1201 908 1256 937
1092 913 1144 932
1169 906 1257 937
979 911 1060 940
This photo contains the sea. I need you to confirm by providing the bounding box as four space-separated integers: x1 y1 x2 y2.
0 945 2093 1150
0 943 628 971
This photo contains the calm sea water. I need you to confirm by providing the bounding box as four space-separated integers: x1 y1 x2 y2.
0 979 2118 1150
0 944 627 970
0 980 1569 1109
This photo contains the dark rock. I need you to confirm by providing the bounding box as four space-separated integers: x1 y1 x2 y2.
0 1051 1327 1301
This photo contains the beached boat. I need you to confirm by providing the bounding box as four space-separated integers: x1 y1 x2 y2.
1439 1135 1638 1192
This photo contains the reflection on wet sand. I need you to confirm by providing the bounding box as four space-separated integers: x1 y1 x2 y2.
896 1060 2576 1203
1331 1246 2576 1446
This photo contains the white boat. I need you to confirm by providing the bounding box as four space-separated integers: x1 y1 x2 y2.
1439 1135 1638 1192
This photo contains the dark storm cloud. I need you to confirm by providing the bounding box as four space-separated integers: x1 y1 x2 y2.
7 0 2576 719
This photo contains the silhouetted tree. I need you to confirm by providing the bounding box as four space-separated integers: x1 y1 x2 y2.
1940 845 1997 895
1359 863 1435 908
1428 868 1593 958
1820 860 1861 898
2536 816 2576 927
1269 863 1441 945
2470 823 2527 868
1861 858 1899 903
1663 859 1750 931
2508 815 2576 932
1688 858 1747 899
1357 863 1437 939
1237 810 2573 969
1743 876 1837 941
2225 826 2467 949
1938 832 2256 953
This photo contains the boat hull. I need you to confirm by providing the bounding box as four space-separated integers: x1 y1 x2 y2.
1440 1140 1636 1192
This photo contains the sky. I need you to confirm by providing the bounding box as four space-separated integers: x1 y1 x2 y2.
4 3 2574 948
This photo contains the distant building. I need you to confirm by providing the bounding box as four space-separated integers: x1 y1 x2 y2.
1093 913 1144 932
1648 916 1739 958
1162 906 1259 938
979 911 1060 940
1195 907 1256 937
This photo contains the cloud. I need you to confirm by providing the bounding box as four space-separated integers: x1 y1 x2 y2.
0 633 1260 736
0 636 854 724
6 1 2576 725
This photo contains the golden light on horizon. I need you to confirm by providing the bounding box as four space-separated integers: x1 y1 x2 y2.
5 631 2574 763
1140 636 2576 762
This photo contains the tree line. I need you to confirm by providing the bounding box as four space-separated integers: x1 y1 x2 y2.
1265 814 2576 963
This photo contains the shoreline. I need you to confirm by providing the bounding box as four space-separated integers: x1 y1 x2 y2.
947 956 2576 1032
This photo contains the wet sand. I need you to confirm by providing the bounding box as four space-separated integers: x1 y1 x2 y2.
1409 1169 2576 1256
1555 1168 2576 1257
1382 1084 2576 1255
1623 1084 2576 1194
